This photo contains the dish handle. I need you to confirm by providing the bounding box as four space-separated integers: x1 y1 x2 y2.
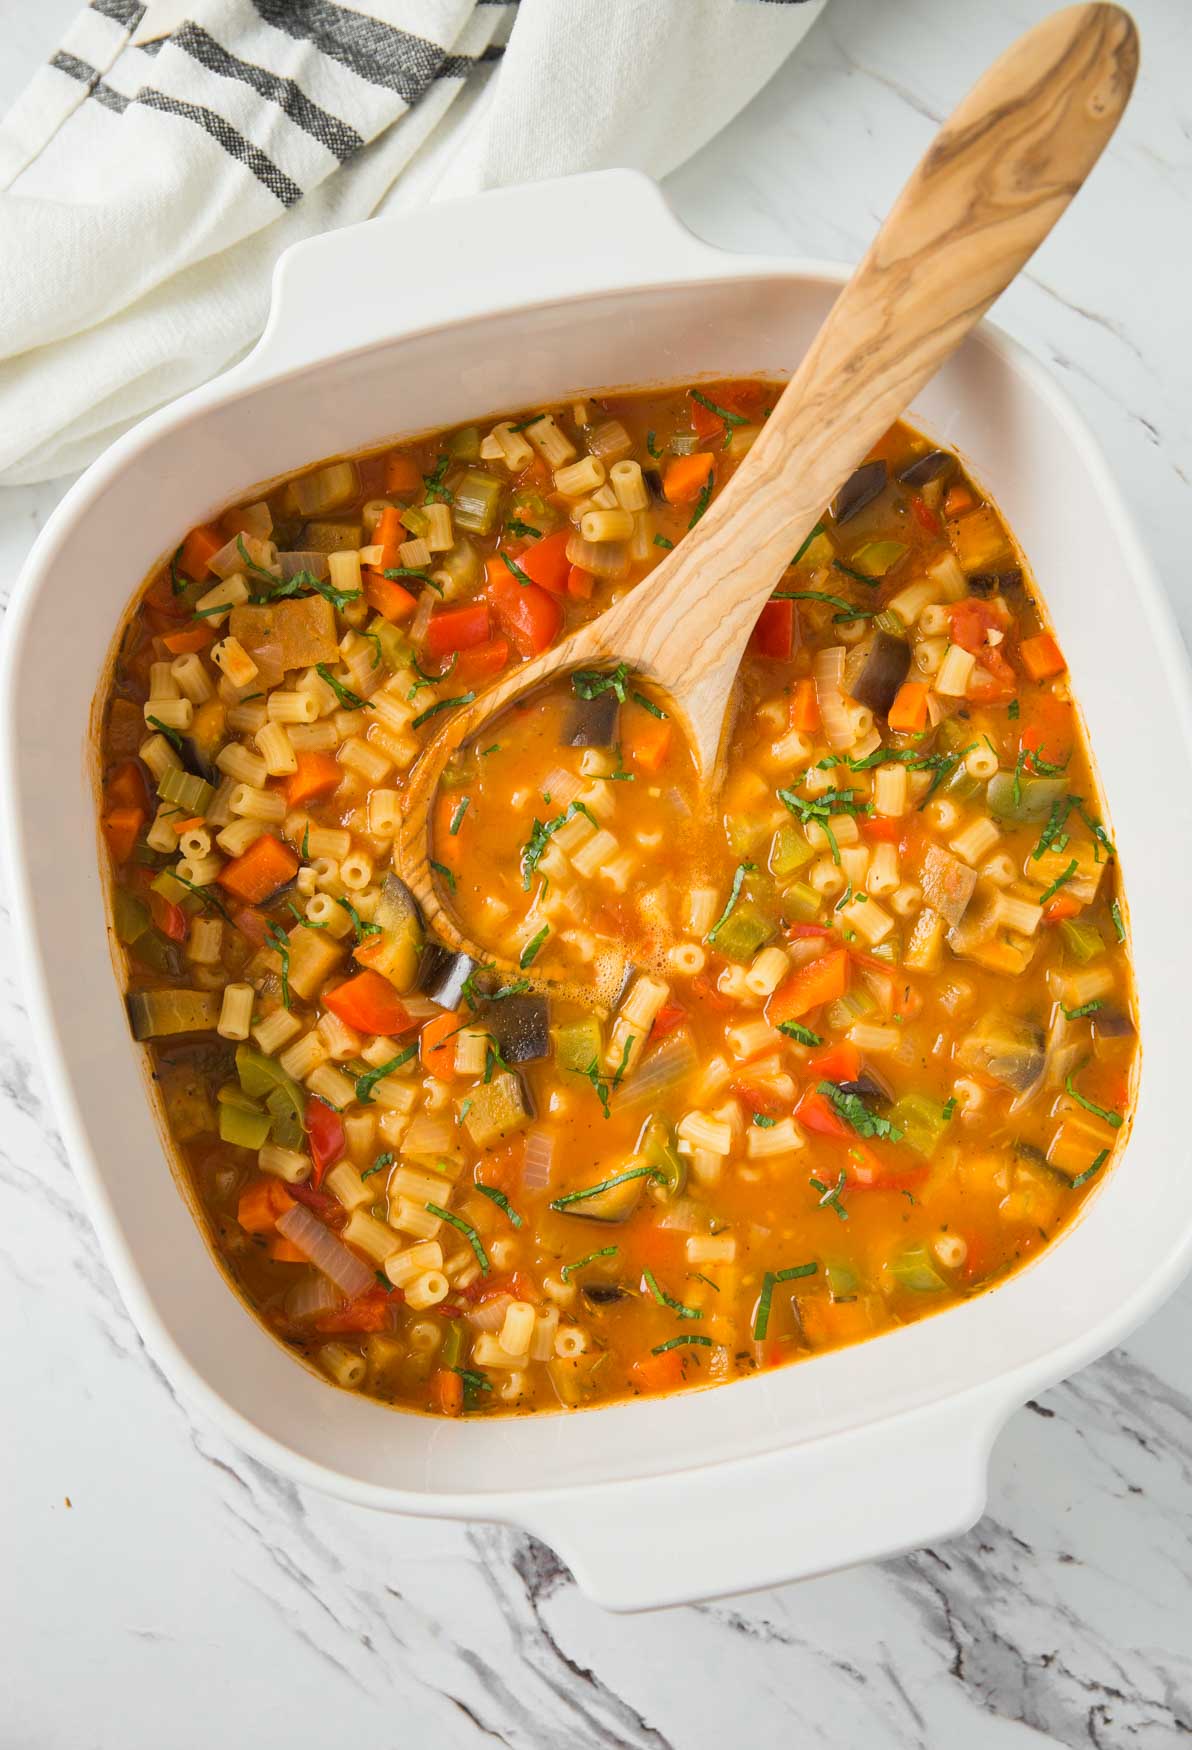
239 170 734 385
519 1392 1013 1612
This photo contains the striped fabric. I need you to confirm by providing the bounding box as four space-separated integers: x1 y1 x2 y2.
0 0 825 483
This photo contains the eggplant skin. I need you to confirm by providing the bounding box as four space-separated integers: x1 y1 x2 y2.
851 630 911 715
480 994 551 1064
420 944 484 1009
897 449 953 487
833 460 887 524
563 692 620 748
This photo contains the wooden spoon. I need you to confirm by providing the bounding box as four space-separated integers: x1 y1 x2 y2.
397 2 1136 960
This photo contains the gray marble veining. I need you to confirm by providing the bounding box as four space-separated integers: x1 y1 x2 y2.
2 1 1191 1744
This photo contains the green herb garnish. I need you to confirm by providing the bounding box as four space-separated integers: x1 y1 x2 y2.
1038 858 1079 907
753 1261 817 1339
818 1081 903 1142
422 454 453 504
426 1203 489 1273
361 1152 394 1181
561 1246 618 1282
354 1045 418 1105
752 1114 777 1128
429 859 457 892
688 477 713 529
316 665 371 712
550 1166 664 1210
1065 1074 1122 1129
509 413 545 433
646 431 663 460
169 545 187 597
1111 899 1125 942
412 692 476 731
653 534 674 550
706 862 753 943
772 589 874 624
1061 1000 1103 1020
1070 1148 1111 1189
146 716 184 754
791 523 825 566
474 1185 523 1229
499 549 534 588
286 899 326 930
336 896 381 943
265 922 292 1010
518 924 549 970
572 664 629 703
643 1269 701 1320
809 1171 849 1221
778 1021 822 1046
651 1335 714 1355
449 797 471 835
383 567 442 594
631 691 667 720
505 517 542 540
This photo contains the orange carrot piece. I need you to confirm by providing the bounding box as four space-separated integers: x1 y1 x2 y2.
766 948 850 1026
160 624 214 656
373 505 405 567
178 522 225 582
171 815 205 835
101 806 145 864
384 454 423 496
363 570 417 623
943 485 974 518
237 1178 294 1234
431 1367 464 1417
420 1010 461 1078
630 1348 687 1394
887 680 930 734
285 749 342 810
789 678 820 734
662 452 715 506
324 969 412 1036
105 760 150 812
268 1236 310 1264
623 701 672 772
217 834 299 904
1019 633 1066 682
1044 894 1083 924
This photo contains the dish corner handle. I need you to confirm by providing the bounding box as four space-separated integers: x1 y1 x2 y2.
237 170 730 386
521 1393 1013 1613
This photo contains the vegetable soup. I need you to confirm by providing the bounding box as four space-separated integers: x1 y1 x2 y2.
98 381 1137 1416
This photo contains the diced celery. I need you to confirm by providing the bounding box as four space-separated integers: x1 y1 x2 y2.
796 529 835 569
1059 918 1105 964
986 772 1068 824
781 880 822 923
874 608 906 637
888 1093 948 1158
451 469 504 536
889 1247 947 1292
640 1115 687 1200
826 989 876 1030
236 1043 306 1139
770 822 813 880
507 490 557 534
150 868 202 913
554 1016 603 1073
446 426 481 463
367 614 410 672
266 1085 305 1150
219 1099 272 1150
400 505 430 538
158 766 214 814
946 765 981 801
851 540 908 578
130 933 183 976
825 1260 859 1299
724 814 769 857
440 1319 468 1368
712 901 776 964
113 888 150 945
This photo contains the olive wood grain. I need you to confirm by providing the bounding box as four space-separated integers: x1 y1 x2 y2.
398 2 1136 958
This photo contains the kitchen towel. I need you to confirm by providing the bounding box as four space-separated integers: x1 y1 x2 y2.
0 0 826 485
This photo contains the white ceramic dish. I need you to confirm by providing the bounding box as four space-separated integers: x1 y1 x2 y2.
6 170 1192 1612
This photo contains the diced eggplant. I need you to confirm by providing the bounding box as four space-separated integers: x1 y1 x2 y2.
851 630 910 715
838 1066 894 1104
583 1283 634 1305
420 944 485 1009
127 988 221 1041
967 568 1023 597
1091 1006 1135 1039
897 449 954 486
642 466 666 504
371 874 425 994
832 460 887 524
178 736 219 784
481 994 551 1064
957 1011 1046 1093
555 1171 648 1223
920 844 978 928
1014 1139 1050 1170
461 1071 534 1148
611 962 640 1012
563 692 620 748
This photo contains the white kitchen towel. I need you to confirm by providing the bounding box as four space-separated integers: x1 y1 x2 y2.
0 0 825 485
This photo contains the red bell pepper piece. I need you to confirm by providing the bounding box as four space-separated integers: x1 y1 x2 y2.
748 598 794 660
305 1097 346 1188
515 529 571 595
424 602 492 663
489 573 563 658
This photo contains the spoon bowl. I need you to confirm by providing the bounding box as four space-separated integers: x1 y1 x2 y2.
398 1 1137 962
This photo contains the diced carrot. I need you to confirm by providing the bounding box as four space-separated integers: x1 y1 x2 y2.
799 1296 878 1348
789 678 820 734
106 760 150 812
489 573 562 658
178 522 225 582
516 529 571 595
238 1178 294 1234
420 1010 461 1078
808 1041 861 1083
373 505 405 568
567 565 593 600
860 816 900 844
431 1367 464 1417
363 570 417 623
455 636 510 686
1044 894 1083 924
217 834 299 904
1019 633 1066 682
630 1348 687 1393
943 485 974 517
160 624 215 656
324 969 412 1036
623 701 672 772
285 750 342 810
424 602 491 662
269 1236 310 1264
630 1225 688 1274
663 452 715 506
1019 693 1072 768
101 806 145 864
171 816 205 835
384 453 423 496
766 948 850 1025
474 1139 524 1197
887 680 930 734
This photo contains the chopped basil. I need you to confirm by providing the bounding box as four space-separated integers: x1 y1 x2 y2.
560 1246 618 1281
646 431 663 460
336 896 381 943
315 664 372 712
778 1021 822 1046
550 1165 664 1210
499 550 534 588
505 518 543 540
361 1152 394 1180
572 664 629 703
449 797 471 835
1070 1148 1110 1189
772 589 874 624
422 454 453 504
832 559 878 588
653 534 674 550
809 1171 849 1221
426 1203 489 1273
1037 858 1079 907
643 1268 701 1320
146 716 184 754
474 1185 523 1229
301 823 311 862
286 898 326 930
1061 1000 1103 1020
651 1334 713 1355
1111 899 1126 942
509 413 545 433
429 859 457 892
519 925 550 969
354 1045 418 1105
754 1265 817 1340
818 1081 903 1142
631 691 667 719
791 522 825 566
612 1035 635 1088
521 800 598 890
383 567 442 594
169 544 186 597
687 477 713 529
1065 1074 1122 1129
1007 699 1020 719
706 862 753 944
169 872 234 924
264 922 292 1011
752 1114 777 1128
412 691 476 730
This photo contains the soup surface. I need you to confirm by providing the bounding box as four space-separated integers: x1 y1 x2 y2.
98 381 1137 1416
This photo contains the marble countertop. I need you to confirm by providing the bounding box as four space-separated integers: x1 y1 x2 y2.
2 1 1190 1744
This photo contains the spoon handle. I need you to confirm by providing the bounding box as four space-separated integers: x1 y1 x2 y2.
602 1 1137 771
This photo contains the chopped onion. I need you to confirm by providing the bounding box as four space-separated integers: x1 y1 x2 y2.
209 531 278 581
276 1203 375 1299
284 1273 345 1323
278 548 330 581
402 1114 457 1159
540 767 583 810
522 1128 554 1188
586 419 632 461
410 588 436 648
236 501 273 539
656 1196 705 1233
613 1031 697 1111
565 533 629 579
813 645 853 751
466 1294 512 1332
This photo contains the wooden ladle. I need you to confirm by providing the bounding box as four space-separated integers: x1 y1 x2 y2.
397 2 1137 960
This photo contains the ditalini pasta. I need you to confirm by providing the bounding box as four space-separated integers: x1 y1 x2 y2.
98 382 1137 1418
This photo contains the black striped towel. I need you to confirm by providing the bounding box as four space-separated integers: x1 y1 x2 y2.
0 0 825 483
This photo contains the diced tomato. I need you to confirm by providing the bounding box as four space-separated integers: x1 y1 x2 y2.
949 599 1000 653
690 973 736 1012
1019 694 1073 769
305 1097 346 1188
148 889 187 941
323 969 412 1036
515 529 571 595
687 381 768 441
732 1081 788 1118
489 573 562 658
230 904 269 947
789 678 820 733
910 494 941 535
567 565 593 600
461 1269 540 1306
748 598 794 660
317 1286 403 1335
432 1367 464 1416
766 949 849 1026
787 922 832 939
631 1348 687 1393
629 1225 689 1274
363 569 417 623
651 1003 687 1040
424 602 492 663
474 1140 524 1196
808 1041 861 1083
861 816 900 844
287 1181 346 1226
967 645 1017 704
455 636 510 686
795 1089 849 1138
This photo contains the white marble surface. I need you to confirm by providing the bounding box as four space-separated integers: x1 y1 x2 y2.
2 2 1191 1744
